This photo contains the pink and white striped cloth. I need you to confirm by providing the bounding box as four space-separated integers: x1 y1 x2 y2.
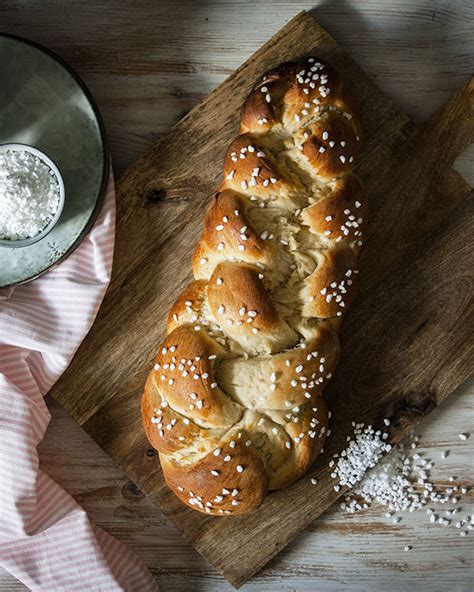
0 175 158 591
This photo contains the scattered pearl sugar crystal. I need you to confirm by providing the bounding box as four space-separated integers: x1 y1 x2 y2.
332 423 392 490
323 421 472 542
0 148 61 240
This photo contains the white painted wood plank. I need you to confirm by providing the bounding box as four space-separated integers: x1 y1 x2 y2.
1 0 472 174
0 0 472 589
0 378 469 591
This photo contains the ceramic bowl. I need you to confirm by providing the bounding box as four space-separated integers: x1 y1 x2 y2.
0 34 109 288
0 143 66 248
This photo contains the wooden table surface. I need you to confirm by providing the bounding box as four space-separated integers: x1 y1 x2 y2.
1 1 473 590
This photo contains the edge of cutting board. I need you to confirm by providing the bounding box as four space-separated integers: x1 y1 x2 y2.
50 11 474 587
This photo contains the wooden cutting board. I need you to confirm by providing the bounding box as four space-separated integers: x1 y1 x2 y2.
49 11 474 588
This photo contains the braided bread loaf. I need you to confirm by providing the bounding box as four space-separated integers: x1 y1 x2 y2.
142 57 367 515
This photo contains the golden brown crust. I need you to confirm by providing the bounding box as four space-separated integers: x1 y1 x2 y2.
148 326 242 428
142 372 225 456
160 437 269 515
192 190 275 280
301 174 367 248
299 111 361 181
240 61 297 134
208 261 297 353
167 280 208 333
303 247 360 319
220 135 302 206
142 55 365 515
240 57 362 140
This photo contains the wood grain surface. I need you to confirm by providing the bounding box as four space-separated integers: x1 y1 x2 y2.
0 382 472 592
1 1 473 591
39 10 474 586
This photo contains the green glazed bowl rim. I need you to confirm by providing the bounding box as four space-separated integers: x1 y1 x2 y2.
0 33 110 287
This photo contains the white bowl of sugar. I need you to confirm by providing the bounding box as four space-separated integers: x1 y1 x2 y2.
0 143 65 248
